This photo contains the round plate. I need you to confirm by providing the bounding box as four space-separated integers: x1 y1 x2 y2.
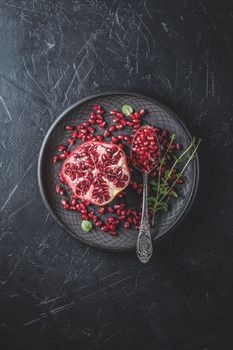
38 92 199 252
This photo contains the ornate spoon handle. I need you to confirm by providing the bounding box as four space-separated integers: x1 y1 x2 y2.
136 173 153 263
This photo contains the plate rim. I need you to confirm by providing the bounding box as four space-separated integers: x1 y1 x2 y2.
37 91 200 252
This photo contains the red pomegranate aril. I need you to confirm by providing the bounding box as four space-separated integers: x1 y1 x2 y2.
109 231 117 236
87 134 93 140
88 126 95 133
64 204 70 210
131 210 137 217
101 226 109 232
82 214 88 220
53 155 59 163
72 131 79 138
97 109 104 115
118 144 125 149
120 119 127 126
110 110 117 115
96 135 103 141
124 222 131 229
116 124 124 130
116 113 123 118
59 189 65 195
139 109 145 116
176 143 182 150
126 121 134 126
99 122 106 129
104 130 111 137
58 145 66 152
118 135 125 140
132 182 138 189
71 199 77 206
76 204 81 211
81 209 88 215
116 209 121 215
56 185 61 193
92 215 98 222
96 221 102 227
96 119 102 125
108 224 116 231
93 105 101 111
119 215 126 221
66 125 73 131
112 219 119 225
125 209 131 216
98 207 105 214
89 119 96 125
61 198 68 205
113 118 120 123
59 152 69 160
127 217 133 224
112 136 118 143
68 138 75 145
109 125 116 132
107 217 115 224
107 207 115 213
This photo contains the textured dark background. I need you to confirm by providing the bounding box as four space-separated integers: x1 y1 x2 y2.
0 1 233 349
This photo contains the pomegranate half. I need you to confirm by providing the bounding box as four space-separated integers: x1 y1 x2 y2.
61 141 130 206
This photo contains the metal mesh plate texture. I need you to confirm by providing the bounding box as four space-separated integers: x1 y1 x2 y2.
38 92 199 252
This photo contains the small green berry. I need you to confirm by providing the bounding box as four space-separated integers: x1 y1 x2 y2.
81 220 93 232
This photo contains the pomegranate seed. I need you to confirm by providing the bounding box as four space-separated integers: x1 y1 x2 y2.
107 217 115 224
56 185 61 193
96 135 103 141
68 138 75 145
131 210 137 217
82 214 88 220
96 221 102 227
88 126 95 133
126 121 134 126
109 231 117 236
93 105 101 111
113 118 120 123
132 182 137 189
116 124 124 130
118 144 125 149
109 125 116 132
53 155 59 163
61 198 68 205
139 109 145 116
76 204 81 211
99 207 105 214
87 134 93 140
124 222 130 229
89 119 96 125
104 130 111 137
59 152 69 160
101 226 109 232
58 145 66 152
99 122 106 129
71 199 77 206
127 217 133 224
108 207 115 213
176 143 182 150
112 219 119 225
112 136 118 143
119 215 126 221
64 204 70 210
110 110 117 115
116 113 124 118
96 119 103 125
80 203 86 210
72 131 79 138
108 224 116 231
92 215 98 222
118 135 125 140
97 109 104 115
120 119 127 126
66 125 73 131
59 189 65 195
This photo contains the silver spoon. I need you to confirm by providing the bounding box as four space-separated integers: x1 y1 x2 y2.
131 125 160 263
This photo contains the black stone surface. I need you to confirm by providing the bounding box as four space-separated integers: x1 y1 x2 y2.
0 1 233 349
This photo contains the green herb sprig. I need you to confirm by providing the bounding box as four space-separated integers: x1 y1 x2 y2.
149 137 201 226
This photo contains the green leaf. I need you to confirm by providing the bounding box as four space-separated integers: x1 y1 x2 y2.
170 190 178 198
81 220 93 232
122 104 133 116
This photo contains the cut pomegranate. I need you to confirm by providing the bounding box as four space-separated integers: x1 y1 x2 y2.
61 141 130 206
